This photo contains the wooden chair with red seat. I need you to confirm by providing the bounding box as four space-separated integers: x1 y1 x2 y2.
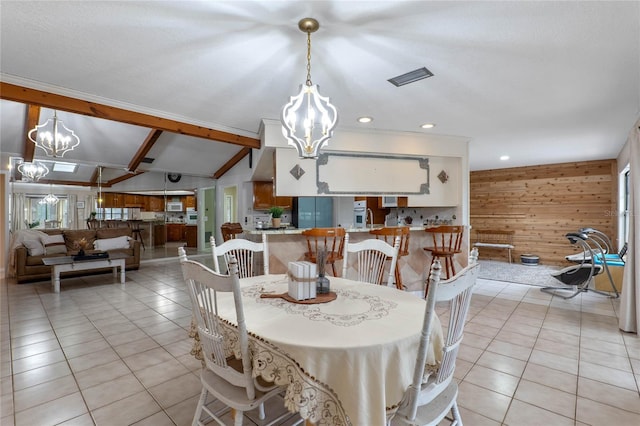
301 227 347 277
220 222 244 242
369 226 410 289
423 225 464 284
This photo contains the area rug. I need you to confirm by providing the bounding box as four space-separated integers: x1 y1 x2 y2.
478 260 562 287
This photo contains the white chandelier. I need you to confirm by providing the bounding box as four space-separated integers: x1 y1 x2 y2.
41 193 59 205
17 161 49 181
281 18 338 159
28 111 80 158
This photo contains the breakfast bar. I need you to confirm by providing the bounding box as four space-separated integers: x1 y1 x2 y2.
242 226 469 293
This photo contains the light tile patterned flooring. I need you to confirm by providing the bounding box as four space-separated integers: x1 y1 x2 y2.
2 256 639 426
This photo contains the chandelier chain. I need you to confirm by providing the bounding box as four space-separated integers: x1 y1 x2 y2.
305 30 312 86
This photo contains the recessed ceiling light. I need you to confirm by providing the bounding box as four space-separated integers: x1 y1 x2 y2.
420 123 435 129
500 155 510 161
357 116 373 123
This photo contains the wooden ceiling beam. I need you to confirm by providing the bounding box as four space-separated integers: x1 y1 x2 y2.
1 82 260 149
89 167 100 185
22 105 40 161
38 179 107 188
213 147 251 179
129 129 162 172
106 171 145 186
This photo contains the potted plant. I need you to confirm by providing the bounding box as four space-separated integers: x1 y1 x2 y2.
269 206 284 228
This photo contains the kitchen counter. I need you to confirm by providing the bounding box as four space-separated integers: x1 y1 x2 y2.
243 225 428 235
139 220 166 247
243 225 469 292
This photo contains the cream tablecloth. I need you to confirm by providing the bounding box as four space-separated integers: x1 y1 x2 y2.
190 274 444 426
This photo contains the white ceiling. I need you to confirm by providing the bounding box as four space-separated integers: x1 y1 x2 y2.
1 0 639 186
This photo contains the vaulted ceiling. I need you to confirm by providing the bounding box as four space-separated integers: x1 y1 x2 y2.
1 1 639 188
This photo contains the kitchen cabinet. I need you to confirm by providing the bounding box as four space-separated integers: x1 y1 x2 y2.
183 195 196 209
366 197 389 225
253 181 273 210
147 196 164 212
124 194 144 208
185 225 197 248
153 223 166 246
252 181 292 210
102 192 124 208
274 195 293 209
166 224 185 242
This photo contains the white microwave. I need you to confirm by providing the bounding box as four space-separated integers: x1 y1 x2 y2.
166 202 183 212
381 196 398 207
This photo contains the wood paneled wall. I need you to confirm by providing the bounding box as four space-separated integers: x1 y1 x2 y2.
470 160 618 266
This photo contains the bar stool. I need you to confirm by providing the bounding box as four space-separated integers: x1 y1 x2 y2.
301 227 346 277
128 220 145 250
220 222 244 242
369 226 410 289
423 225 464 282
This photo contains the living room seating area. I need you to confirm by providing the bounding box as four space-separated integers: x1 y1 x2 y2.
12 228 141 283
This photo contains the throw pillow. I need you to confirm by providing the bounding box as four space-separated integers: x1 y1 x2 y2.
41 234 67 255
23 239 45 256
94 235 131 251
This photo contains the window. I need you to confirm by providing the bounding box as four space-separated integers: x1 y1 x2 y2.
622 167 630 244
26 195 68 228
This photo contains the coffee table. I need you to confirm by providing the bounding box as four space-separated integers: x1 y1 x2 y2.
42 253 127 293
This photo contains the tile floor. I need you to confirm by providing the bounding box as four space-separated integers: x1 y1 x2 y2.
1 256 639 426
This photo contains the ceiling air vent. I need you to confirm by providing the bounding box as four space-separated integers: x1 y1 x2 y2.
141 157 155 164
388 67 434 87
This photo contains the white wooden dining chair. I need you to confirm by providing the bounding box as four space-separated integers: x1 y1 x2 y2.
391 248 480 426
181 256 288 426
342 234 401 286
177 246 188 261
211 233 268 279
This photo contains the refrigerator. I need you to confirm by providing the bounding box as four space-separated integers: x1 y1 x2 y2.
292 197 334 229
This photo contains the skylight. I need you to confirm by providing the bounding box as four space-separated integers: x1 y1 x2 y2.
52 162 78 173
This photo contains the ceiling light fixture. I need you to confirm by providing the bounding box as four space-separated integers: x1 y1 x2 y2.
28 111 80 158
421 123 435 129
281 17 338 159
97 166 103 208
358 117 373 123
17 161 49 181
41 190 59 205
500 155 510 161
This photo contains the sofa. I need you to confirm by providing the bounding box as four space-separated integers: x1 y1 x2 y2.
14 228 141 283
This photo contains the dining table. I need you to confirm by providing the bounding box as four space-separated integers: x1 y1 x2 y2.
189 274 444 426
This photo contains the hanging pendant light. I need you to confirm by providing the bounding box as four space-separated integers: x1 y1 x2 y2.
41 183 59 205
281 18 338 159
17 161 49 181
42 192 59 205
28 111 80 158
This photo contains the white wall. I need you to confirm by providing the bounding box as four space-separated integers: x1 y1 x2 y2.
214 155 255 242
261 119 471 225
